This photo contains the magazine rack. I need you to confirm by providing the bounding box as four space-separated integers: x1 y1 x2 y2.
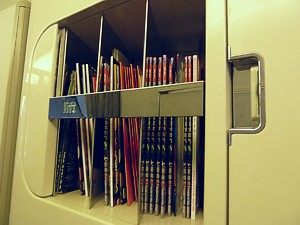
24 0 205 224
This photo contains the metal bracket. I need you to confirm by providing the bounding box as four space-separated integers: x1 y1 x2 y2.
228 47 266 146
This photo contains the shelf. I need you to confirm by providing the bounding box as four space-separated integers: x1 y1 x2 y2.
50 191 139 225
48 81 204 119
140 212 203 225
50 191 203 225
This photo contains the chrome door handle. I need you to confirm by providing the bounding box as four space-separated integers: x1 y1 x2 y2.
228 51 266 146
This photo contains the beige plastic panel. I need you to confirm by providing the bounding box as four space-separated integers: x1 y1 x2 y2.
0 0 17 186
22 24 59 197
228 0 300 225
203 0 231 225
0 2 30 225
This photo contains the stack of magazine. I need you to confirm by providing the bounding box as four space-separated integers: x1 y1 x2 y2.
140 54 204 219
54 49 204 220
55 49 141 208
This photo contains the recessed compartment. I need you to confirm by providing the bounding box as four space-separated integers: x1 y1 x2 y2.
26 0 206 224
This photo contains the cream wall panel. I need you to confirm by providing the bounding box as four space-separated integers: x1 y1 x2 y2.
0 0 18 11
0 2 30 225
0 2 16 166
228 0 300 224
0 5 17 225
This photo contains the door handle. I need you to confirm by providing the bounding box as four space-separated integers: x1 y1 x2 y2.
228 51 266 146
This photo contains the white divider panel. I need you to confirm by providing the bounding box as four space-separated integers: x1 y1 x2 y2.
23 24 59 197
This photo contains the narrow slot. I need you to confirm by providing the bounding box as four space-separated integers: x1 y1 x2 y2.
140 0 205 223
53 13 102 210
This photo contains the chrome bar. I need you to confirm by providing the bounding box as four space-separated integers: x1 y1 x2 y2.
49 81 204 119
228 51 266 146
